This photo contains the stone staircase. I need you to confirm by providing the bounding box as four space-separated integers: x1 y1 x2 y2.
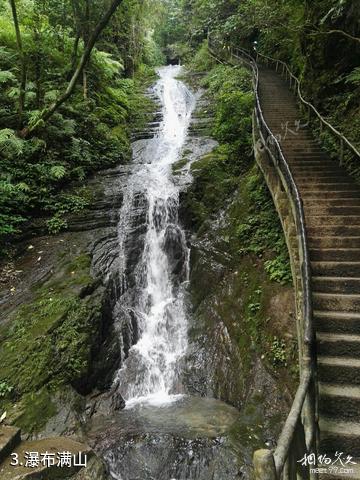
258 67 360 462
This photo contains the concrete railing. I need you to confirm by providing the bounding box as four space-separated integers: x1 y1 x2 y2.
208 39 318 480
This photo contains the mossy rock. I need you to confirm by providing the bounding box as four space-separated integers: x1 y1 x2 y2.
0 250 104 433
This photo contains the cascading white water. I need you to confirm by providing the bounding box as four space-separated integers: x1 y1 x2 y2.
114 65 195 406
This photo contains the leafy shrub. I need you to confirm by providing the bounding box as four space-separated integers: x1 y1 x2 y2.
189 40 215 71
46 215 68 234
0 381 13 398
269 336 287 367
236 170 292 285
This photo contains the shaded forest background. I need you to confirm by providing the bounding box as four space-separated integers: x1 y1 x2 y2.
0 0 359 255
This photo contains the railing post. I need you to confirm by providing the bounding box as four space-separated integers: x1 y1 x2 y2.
254 450 277 480
340 138 344 166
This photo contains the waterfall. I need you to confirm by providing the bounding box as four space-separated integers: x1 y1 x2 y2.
113 65 195 406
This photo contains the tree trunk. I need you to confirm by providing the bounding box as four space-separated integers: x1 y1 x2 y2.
20 0 125 137
9 0 27 130
70 33 80 75
83 0 90 99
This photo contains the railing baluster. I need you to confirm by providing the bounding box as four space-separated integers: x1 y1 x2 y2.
340 138 344 166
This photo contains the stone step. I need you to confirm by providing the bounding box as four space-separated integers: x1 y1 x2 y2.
277 134 317 143
285 148 326 156
313 292 360 312
295 175 350 183
307 216 360 227
288 153 330 159
312 261 360 276
312 276 360 294
302 190 360 199
305 199 360 208
314 310 360 334
307 225 360 236
290 165 343 173
317 332 360 357
319 383 360 421
320 417 360 457
289 161 337 168
297 177 356 186
318 356 360 386
0 426 21 465
309 236 360 248
310 248 360 261
300 183 357 192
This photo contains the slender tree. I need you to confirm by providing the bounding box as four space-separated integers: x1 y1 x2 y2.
9 0 27 130
20 0 125 137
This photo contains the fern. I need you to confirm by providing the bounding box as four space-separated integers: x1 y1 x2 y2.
44 90 60 102
28 110 46 131
50 165 67 179
0 46 14 63
346 67 360 86
0 129 24 156
93 50 124 79
0 70 16 83
15 182 30 192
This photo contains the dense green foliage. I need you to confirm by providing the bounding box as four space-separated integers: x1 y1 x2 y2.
0 0 162 254
159 0 359 154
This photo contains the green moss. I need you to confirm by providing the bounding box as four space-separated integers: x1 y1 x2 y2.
0 252 100 432
13 388 57 433
0 293 94 396
172 155 190 175
185 149 240 228
127 69 159 132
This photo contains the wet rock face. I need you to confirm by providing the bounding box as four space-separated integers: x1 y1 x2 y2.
87 396 252 480
100 434 243 480
123 192 148 285
163 224 187 278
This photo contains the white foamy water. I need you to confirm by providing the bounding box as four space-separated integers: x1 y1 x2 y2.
113 65 196 406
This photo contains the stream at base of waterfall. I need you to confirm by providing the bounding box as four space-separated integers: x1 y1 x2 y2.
87 66 252 480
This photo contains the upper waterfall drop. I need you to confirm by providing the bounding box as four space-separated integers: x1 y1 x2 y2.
113 65 196 407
